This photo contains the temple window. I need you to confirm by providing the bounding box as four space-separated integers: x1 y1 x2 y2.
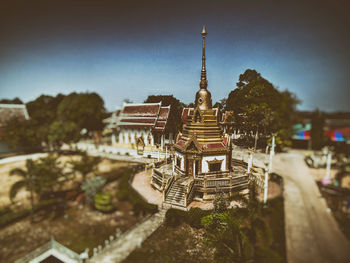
176 157 181 168
209 163 221 171
207 158 223 172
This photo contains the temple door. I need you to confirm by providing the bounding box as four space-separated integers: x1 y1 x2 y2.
187 158 193 177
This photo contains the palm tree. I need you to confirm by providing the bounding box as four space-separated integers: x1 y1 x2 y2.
9 155 64 223
9 159 36 223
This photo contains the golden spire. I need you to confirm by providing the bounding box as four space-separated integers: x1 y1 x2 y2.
195 25 212 110
200 25 208 89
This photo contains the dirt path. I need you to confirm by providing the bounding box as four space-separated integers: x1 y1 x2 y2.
273 151 350 263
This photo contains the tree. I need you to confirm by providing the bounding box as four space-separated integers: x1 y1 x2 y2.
9 155 66 222
57 92 107 132
226 69 300 148
201 185 271 263
2 118 40 149
48 120 80 149
0 97 23 104
81 176 106 205
311 109 325 150
70 151 101 181
144 95 185 134
27 94 66 147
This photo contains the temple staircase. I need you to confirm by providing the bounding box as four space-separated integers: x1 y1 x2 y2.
164 179 187 208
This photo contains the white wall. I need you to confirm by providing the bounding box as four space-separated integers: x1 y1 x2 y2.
202 155 226 173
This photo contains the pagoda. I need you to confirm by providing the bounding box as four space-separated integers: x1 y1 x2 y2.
151 26 249 208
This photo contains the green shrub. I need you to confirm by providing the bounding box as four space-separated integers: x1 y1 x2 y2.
94 192 114 213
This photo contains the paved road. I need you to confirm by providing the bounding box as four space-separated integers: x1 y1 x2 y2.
89 210 166 263
272 151 350 263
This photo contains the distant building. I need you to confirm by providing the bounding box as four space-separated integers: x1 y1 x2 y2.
103 102 172 152
0 103 29 137
292 117 350 148
0 103 30 155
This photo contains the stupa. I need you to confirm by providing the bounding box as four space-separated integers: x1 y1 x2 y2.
151 26 249 208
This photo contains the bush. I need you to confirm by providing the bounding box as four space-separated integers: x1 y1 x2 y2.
81 176 106 205
0 199 57 228
165 208 212 228
94 192 114 213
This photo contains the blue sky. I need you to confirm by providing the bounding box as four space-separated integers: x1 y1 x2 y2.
0 0 349 112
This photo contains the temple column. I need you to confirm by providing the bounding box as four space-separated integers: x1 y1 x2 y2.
161 134 164 149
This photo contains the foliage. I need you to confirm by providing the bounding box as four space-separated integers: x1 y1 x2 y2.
9 155 66 202
81 176 106 205
0 97 23 104
94 192 114 212
2 92 107 150
226 69 300 148
311 109 325 150
70 152 101 180
57 92 107 132
0 199 57 228
165 207 211 228
48 120 80 149
2 118 41 149
116 169 158 215
144 95 185 134
201 185 274 263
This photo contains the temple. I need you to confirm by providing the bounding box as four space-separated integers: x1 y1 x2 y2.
152 26 249 208
103 102 172 154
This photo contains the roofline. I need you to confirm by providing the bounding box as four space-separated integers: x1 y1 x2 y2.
122 102 162 107
0 103 30 120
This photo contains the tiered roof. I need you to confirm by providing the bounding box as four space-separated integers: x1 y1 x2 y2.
117 102 170 133
176 107 230 152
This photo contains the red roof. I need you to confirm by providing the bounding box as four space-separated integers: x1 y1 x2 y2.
202 142 225 149
181 108 190 126
122 103 160 116
117 102 170 132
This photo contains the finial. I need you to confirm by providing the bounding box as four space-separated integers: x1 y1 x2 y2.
200 25 208 89
201 25 207 37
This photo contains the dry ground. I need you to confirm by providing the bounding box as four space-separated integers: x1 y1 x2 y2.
0 157 141 263
0 156 128 207
124 223 215 263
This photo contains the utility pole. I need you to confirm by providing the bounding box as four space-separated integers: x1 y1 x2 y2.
29 173 34 224
264 134 275 205
263 164 269 204
254 126 259 151
322 150 332 185
269 135 275 172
